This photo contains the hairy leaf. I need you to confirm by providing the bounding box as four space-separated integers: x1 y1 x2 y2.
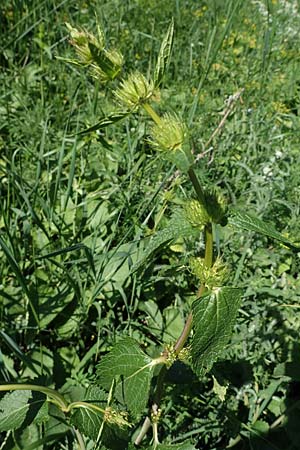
71 385 128 449
191 287 243 377
71 385 106 441
96 337 154 417
154 18 174 87
228 209 299 249
0 390 46 432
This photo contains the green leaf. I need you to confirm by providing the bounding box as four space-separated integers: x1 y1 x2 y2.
133 211 197 272
228 209 299 249
154 18 174 87
191 287 243 378
163 306 185 343
0 390 46 432
71 386 129 449
89 44 121 80
78 110 132 135
0 236 39 326
97 337 154 417
70 386 104 440
250 420 269 436
146 441 196 450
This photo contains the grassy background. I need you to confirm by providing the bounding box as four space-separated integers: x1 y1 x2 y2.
1 0 300 448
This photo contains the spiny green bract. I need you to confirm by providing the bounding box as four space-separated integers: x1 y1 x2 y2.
66 22 105 63
114 72 159 108
66 22 123 82
184 199 211 230
189 256 229 289
150 113 186 153
150 113 193 171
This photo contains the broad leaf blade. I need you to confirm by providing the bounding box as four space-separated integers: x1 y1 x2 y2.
154 18 174 87
78 110 132 135
228 209 299 249
97 337 154 417
71 385 128 449
146 442 196 450
132 211 197 272
0 390 46 432
70 386 106 440
191 287 243 378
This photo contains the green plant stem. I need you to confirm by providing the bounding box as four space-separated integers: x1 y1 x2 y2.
0 383 68 410
66 401 106 414
153 422 159 447
74 428 86 450
188 167 207 210
135 224 214 445
134 366 167 446
204 223 213 268
175 224 213 353
142 103 162 125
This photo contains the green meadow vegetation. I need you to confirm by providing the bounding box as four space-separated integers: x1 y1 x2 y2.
1 0 300 449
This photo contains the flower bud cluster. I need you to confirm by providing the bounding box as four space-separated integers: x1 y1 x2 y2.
204 190 228 226
66 23 123 82
184 199 210 230
189 256 229 289
163 344 177 368
149 114 193 171
162 344 191 367
104 407 131 428
114 72 158 108
150 114 186 153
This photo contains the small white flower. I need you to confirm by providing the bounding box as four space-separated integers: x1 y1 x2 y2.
262 166 273 177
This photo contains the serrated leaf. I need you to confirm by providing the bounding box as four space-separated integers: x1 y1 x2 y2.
133 211 197 272
71 385 130 450
78 110 132 135
0 390 46 432
70 386 105 441
228 209 299 249
154 18 174 87
97 337 154 417
191 287 243 377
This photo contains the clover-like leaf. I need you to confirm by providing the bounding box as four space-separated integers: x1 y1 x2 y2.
191 287 243 378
